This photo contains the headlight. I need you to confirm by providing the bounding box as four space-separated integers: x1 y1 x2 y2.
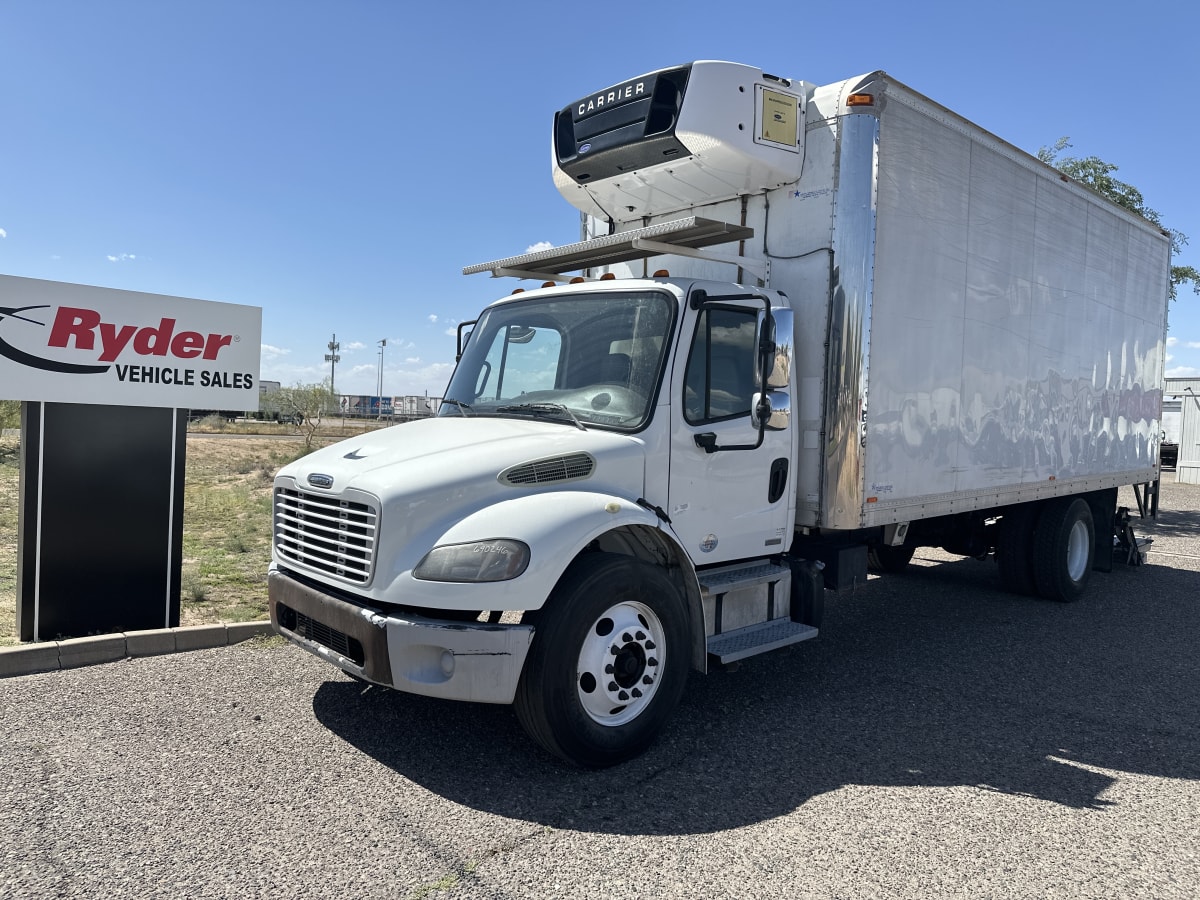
413 539 531 583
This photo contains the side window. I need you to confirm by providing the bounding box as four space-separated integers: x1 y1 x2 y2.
477 325 563 401
684 307 757 424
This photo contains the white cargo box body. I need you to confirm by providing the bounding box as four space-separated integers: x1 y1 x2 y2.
851 74 1169 528
585 69 1172 531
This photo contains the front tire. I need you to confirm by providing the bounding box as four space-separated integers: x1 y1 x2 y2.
514 553 690 768
1033 497 1095 602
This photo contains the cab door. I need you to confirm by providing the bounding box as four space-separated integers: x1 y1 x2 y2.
666 292 794 564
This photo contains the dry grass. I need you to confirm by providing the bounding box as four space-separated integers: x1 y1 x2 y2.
0 422 391 645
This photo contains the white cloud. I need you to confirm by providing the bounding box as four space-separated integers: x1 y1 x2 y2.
405 357 421 365
1166 336 1178 347
344 341 365 351
428 314 439 324
444 327 459 337
106 253 137 262
1188 341 1200 349
260 344 291 359
1165 366 1200 378
0 228 7 239
525 241 554 254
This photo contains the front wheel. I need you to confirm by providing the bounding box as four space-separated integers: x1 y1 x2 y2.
514 553 690 768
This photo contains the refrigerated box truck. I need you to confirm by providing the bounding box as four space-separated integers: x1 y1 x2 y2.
268 62 1171 767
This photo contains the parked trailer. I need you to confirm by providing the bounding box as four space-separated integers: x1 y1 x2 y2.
269 62 1170 766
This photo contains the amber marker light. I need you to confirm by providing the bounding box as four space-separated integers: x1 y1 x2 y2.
653 269 670 277
511 288 525 294
570 276 586 284
847 93 874 107
541 281 556 288
600 272 616 280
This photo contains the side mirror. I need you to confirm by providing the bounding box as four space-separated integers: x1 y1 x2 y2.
752 391 791 431
757 308 793 390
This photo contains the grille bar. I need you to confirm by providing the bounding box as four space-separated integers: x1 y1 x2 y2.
274 487 379 584
278 603 366 666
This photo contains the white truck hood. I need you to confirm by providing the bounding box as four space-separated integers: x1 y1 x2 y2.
274 417 648 594
284 416 644 494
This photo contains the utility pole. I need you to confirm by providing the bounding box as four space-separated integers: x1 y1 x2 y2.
377 338 387 418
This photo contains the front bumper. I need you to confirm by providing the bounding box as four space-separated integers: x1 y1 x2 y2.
268 569 535 704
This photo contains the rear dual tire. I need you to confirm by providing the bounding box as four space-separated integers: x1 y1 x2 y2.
1032 497 1094 603
998 497 1095 602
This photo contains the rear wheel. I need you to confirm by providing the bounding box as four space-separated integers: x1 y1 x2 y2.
514 553 690 768
1033 497 1095 602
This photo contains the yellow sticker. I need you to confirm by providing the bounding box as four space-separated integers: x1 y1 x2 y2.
760 88 798 148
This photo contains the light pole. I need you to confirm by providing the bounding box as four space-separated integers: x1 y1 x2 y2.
377 338 387 418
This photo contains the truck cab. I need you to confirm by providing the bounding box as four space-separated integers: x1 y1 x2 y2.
270 271 817 768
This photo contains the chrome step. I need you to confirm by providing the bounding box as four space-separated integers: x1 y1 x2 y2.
706 618 818 664
697 561 790 597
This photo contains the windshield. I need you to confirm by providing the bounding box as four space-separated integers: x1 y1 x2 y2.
440 290 675 431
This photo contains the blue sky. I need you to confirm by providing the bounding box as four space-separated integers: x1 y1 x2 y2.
3 1 1198 397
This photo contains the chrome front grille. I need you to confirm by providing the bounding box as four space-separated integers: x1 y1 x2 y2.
274 487 378 584
501 452 595 486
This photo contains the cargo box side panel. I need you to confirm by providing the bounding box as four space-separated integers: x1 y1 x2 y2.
863 83 1169 525
863 94 969 507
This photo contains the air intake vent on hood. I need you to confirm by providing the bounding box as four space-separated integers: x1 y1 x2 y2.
501 453 595 486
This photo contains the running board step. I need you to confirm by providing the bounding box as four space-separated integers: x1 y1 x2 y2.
707 619 818 664
697 561 790 597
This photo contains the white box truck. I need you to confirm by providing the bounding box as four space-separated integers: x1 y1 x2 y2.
269 62 1171 767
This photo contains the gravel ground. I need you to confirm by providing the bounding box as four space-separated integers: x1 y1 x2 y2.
3 476 1198 899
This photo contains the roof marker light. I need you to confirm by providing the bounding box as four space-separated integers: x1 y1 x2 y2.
600 273 616 280
847 93 874 107
570 276 586 284
653 269 670 277
511 288 525 294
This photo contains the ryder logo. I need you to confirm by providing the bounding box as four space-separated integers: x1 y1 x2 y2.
48 306 234 363
0 304 236 374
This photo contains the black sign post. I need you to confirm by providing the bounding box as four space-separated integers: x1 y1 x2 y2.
17 402 186 641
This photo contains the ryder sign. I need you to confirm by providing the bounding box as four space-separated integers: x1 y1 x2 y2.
1 275 262 409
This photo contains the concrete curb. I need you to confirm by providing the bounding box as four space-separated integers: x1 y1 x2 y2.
0 621 276 678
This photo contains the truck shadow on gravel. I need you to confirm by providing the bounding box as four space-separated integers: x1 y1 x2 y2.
312 555 1200 836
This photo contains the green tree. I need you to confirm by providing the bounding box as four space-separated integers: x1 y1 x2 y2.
276 380 335 450
1038 138 1199 300
0 399 20 432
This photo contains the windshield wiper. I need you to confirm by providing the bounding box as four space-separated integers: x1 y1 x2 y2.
495 402 587 431
441 398 473 417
